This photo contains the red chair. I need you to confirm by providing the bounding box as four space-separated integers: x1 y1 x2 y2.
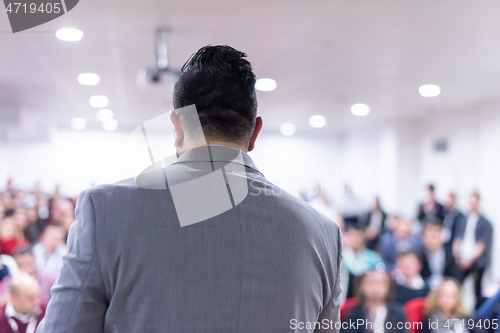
404 297 427 333
340 297 359 321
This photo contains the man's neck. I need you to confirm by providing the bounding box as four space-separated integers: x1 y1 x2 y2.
177 141 246 157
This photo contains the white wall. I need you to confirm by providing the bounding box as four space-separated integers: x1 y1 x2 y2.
0 129 133 196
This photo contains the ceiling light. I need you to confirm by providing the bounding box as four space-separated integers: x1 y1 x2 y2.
70 118 87 130
280 123 296 136
89 95 109 108
309 115 326 128
255 78 277 92
102 119 118 131
419 84 441 97
78 73 100 86
96 109 114 122
55 28 83 41
350 103 370 117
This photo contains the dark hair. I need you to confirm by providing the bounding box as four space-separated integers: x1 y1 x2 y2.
428 184 435 192
345 223 367 233
173 45 258 145
422 215 443 227
422 221 443 231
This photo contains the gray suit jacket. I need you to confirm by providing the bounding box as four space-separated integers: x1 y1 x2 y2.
37 145 343 333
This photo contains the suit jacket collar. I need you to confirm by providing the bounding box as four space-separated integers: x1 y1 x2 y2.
173 145 263 176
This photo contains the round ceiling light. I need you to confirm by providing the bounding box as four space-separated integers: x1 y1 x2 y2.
102 119 118 131
89 95 109 108
280 123 296 136
78 73 100 86
255 78 277 92
350 103 370 117
419 84 441 97
55 28 83 41
309 115 326 128
70 117 87 130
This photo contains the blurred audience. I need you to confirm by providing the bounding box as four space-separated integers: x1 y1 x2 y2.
0 247 57 306
0 217 27 256
342 271 407 333
378 217 422 271
0 249 19 283
453 192 492 309
359 197 387 251
32 225 67 278
421 222 461 289
422 278 469 333
0 272 45 333
0 178 496 327
417 185 445 224
343 224 384 298
394 250 430 305
475 287 500 333
442 193 464 250
0 180 77 333
23 207 45 244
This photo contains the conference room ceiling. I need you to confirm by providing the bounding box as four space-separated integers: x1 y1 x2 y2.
1 0 500 137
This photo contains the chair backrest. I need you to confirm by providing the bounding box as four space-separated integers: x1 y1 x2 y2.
340 297 359 322
404 297 427 333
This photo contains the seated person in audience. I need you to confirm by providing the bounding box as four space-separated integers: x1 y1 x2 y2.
32 225 67 278
475 286 500 333
421 222 461 289
23 207 45 244
0 272 46 333
0 256 11 282
0 247 57 306
342 271 407 333
453 192 492 309
0 246 19 281
442 193 464 250
0 217 27 256
360 197 387 250
394 250 430 305
422 278 469 333
379 217 422 271
417 184 445 224
343 224 384 298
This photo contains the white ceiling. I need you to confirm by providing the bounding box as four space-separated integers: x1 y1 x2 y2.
1 0 500 138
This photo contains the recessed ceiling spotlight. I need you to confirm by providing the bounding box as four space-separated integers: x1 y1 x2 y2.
419 84 441 97
70 117 87 130
55 28 83 41
350 103 370 117
102 119 118 131
280 123 296 136
255 78 277 92
89 95 109 108
78 73 100 86
96 109 114 122
309 115 326 128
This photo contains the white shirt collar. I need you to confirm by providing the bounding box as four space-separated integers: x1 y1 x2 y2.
5 300 41 333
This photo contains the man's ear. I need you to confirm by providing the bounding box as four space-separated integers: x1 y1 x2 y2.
247 116 263 152
170 111 184 147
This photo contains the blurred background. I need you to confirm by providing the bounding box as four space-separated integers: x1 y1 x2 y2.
1 0 500 322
